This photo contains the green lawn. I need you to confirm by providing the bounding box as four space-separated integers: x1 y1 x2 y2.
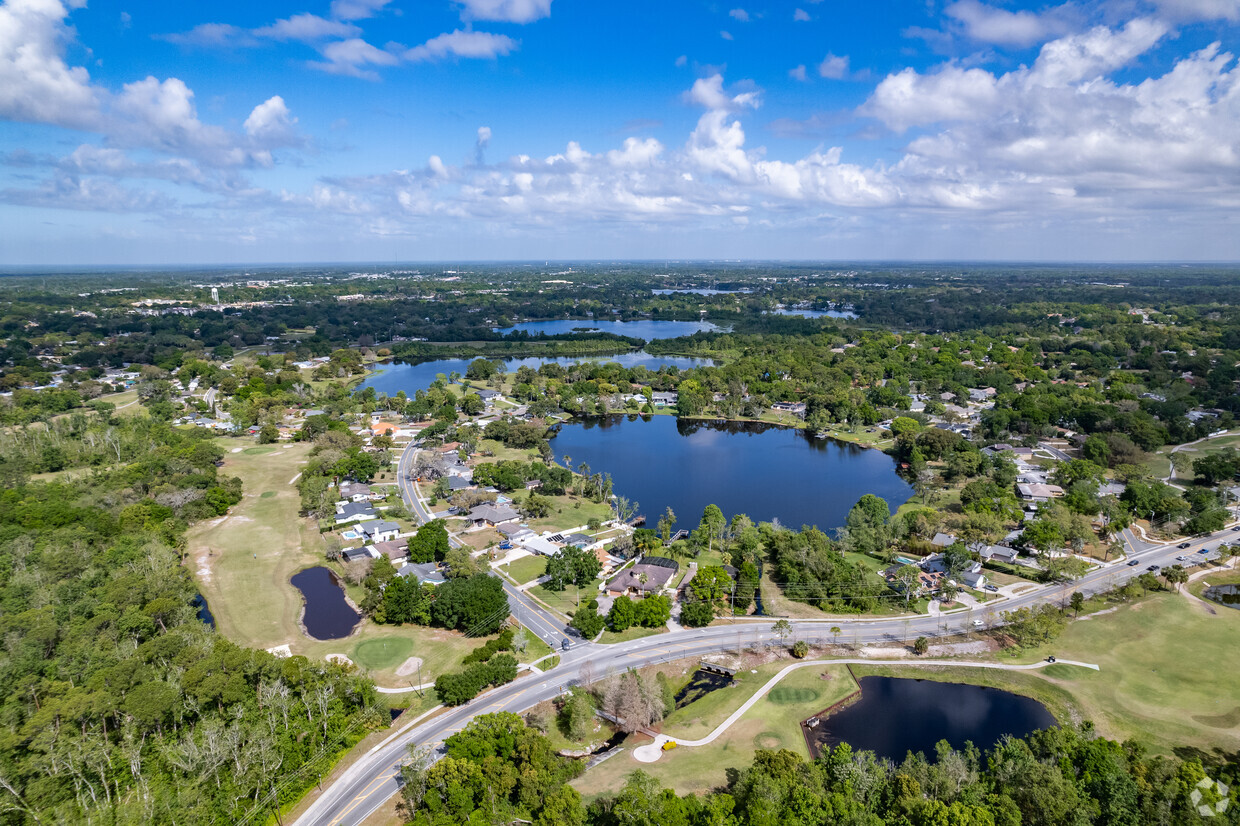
598 626 667 645
187 438 501 687
862 587 1240 758
498 554 547 585
353 636 414 670
510 490 614 533
576 661 857 799
529 579 601 617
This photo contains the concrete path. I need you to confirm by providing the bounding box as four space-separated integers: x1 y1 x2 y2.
631 656 1100 764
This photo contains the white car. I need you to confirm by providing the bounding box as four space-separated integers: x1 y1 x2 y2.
972 619 984 627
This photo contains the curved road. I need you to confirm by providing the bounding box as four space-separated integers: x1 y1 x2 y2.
296 443 1239 826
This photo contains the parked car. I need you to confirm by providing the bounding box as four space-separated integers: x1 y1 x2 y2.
984 584 999 592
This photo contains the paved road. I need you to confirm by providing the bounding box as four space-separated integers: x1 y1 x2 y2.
394 444 570 644
1037 441 1074 462
294 513 1240 826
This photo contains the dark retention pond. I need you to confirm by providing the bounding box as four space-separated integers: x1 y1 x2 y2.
1203 583 1240 609
549 415 912 532
805 677 1056 761
291 566 361 640
357 351 715 397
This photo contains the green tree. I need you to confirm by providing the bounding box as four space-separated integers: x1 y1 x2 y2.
431 574 510 635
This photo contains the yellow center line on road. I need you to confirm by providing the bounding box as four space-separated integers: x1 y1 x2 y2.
328 765 401 825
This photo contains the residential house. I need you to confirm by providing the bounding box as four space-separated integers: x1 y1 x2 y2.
771 401 808 417
469 503 520 528
477 389 501 404
335 501 377 524
359 520 402 544
921 552 988 590
973 543 1020 565
339 481 374 502
651 391 678 408
372 539 409 565
397 562 447 586
930 532 958 548
560 532 600 551
517 534 560 556
1017 483 1065 502
605 556 679 597
447 476 475 492
968 387 997 402
341 546 377 563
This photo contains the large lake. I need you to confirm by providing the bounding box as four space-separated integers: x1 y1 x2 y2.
549 415 912 531
496 319 724 339
769 308 858 320
807 677 1057 761
359 352 715 397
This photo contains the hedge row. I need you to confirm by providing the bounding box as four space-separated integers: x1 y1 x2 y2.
434 654 519 706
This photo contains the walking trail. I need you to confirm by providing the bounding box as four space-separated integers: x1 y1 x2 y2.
631 656 1100 763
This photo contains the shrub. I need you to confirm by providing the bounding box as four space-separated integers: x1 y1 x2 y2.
791 640 809 658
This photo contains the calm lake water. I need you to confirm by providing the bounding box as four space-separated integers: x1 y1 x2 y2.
807 677 1056 761
549 415 912 530
769 308 858 319
497 319 724 339
291 567 361 640
652 288 749 296
358 352 716 396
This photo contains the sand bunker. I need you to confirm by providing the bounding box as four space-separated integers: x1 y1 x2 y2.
326 654 354 666
395 656 424 677
266 644 292 658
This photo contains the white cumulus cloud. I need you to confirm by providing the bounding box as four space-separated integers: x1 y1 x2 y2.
406 30 518 62
457 0 553 24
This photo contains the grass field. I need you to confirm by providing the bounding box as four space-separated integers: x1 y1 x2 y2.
859 587 1240 759
186 438 498 686
575 661 857 799
529 579 601 617
598 625 667 645
498 554 547 585
353 636 415 670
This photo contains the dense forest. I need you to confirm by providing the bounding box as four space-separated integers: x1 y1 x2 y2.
402 711 1239 826
0 417 379 823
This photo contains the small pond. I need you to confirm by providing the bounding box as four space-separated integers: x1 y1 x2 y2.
1203 583 1240 609
672 669 734 710
192 594 215 629
357 351 715 397
291 566 361 640
805 676 1056 761
495 319 724 339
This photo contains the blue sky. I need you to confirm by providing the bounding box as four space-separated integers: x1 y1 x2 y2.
3 0 1240 264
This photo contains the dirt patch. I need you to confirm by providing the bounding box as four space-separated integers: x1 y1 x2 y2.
927 639 997 656
395 656 424 677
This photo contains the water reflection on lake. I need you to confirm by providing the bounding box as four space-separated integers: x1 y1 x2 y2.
291 567 361 640
549 415 912 531
496 319 724 339
806 677 1056 761
767 308 858 319
358 352 716 397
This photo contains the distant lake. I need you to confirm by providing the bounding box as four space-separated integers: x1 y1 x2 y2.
807 677 1056 761
549 415 912 531
497 319 724 339
769 308 858 319
358 352 716 396
652 288 749 296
